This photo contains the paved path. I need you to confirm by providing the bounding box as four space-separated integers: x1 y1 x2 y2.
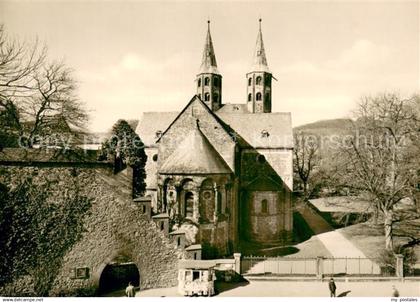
297 204 367 258
316 230 366 258
136 280 420 297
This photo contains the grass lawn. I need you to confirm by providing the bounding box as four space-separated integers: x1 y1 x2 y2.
286 235 332 258
338 219 420 261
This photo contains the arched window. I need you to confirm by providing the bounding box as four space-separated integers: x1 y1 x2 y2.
248 93 252 102
256 92 262 101
261 199 268 214
200 179 215 222
204 77 210 86
204 93 210 102
265 75 271 86
248 77 252 86
256 76 262 85
198 78 201 87
213 93 219 103
213 77 219 87
185 192 194 218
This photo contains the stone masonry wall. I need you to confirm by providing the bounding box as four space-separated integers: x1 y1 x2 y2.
157 98 236 172
0 164 183 296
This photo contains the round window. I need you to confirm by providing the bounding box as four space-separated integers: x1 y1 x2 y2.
152 154 158 161
202 191 212 200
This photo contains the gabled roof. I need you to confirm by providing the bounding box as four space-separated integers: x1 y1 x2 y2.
135 112 178 147
156 95 237 144
216 111 293 149
217 103 248 113
159 125 232 175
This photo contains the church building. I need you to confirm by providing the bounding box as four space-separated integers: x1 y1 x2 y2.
136 20 293 257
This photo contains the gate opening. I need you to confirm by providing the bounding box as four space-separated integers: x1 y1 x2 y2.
99 262 140 294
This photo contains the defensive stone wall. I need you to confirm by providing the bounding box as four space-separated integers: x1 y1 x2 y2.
0 149 183 296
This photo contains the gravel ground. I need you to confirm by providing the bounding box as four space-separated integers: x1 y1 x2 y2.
135 280 420 297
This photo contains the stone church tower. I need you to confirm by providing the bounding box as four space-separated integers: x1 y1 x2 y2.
196 21 222 111
136 20 293 257
247 19 272 113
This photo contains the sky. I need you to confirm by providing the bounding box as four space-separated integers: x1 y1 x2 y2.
0 0 419 131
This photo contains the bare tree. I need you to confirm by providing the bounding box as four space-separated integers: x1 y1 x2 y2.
293 131 321 202
0 25 87 148
340 93 419 251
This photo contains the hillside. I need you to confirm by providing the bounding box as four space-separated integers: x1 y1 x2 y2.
294 118 353 136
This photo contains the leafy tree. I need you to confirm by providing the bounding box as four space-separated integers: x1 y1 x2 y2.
0 25 88 148
100 120 147 198
339 93 419 251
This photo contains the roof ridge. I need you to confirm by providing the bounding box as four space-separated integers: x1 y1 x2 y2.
156 95 238 144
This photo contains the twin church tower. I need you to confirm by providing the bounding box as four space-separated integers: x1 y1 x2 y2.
196 20 273 113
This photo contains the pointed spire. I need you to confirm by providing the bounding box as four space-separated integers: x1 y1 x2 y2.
250 18 270 73
198 20 219 74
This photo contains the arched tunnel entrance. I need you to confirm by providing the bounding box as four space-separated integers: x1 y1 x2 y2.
98 262 140 295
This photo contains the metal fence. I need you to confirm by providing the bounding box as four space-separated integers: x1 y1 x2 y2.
241 256 381 276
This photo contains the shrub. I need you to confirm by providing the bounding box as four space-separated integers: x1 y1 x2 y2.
377 244 417 276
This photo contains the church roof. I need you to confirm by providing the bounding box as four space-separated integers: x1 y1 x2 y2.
135 112 178 147
159 124 232 175
217 103 248 113
198 21 219 75
249 19 270 74
216 111 293 149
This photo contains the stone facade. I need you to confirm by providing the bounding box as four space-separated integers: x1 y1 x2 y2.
135 22 294 257
0 158 184 296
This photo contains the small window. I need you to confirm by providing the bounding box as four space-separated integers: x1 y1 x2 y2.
256 92 262 101
214 77 219 87
256 154 266 163
152 154 158 161
177 236 181 247
74 267 89 279
194 252 197 260
261 130 269 138
248 93 252 102
155 130 162 139
141 205 146 214
204 77 210 86
261 199 268 214
248 77 252 86
198 78 201 87
193 271 200 281
160 221 165 231
204 93 210 102
256 76 262 85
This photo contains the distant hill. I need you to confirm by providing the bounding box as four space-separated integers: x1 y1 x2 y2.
294 118 353 136
293 118 355 160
